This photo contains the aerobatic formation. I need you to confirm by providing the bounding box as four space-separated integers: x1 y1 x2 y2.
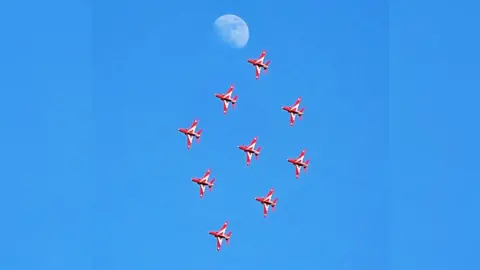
178 50 310 251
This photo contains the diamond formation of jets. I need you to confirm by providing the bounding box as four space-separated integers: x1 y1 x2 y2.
178 119 203 149
287 150 310 179
215 84 238 114
282 97 305 126
238 137 262 166
255 188 278 217
209 221 232 251
178 50 312 251
191 169 215 198
247 50 270 80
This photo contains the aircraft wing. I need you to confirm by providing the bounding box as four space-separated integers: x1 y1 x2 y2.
255 65 261 80
257 51 266 62
223 100 230 114
188 120 198 132
248 137 257 149
296 150 305 163
289 112 297 126
246 152 253 166
201 169 211 180
225 85 234 98
186 134 193 149
291 98 301 110
265 189 274 201
216 237 223 251
218 222 228 234
263 203 270 217
295 164 301 178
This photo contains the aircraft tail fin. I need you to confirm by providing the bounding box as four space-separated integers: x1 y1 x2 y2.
232 96 238 109
299 108 305 118
264 60 271 70
272 198 278 209
256 147 262 159
226 232 232 244
304 160 310 172
196 129 203 141
209 178 215 191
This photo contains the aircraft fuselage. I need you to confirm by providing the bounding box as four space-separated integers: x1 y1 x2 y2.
221 97 234 103
256 197 274 204
248 60 267 68
192 179 205 184
179 129 197 136
284 108 302 114
187 132 199 137
289 159 306 167
210 232 228 239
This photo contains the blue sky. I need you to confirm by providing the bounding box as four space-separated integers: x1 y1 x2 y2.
0 0 478 270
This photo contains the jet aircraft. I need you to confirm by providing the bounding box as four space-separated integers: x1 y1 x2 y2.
287 150 310 179
255 188 278 217
214 84 238 114
247 50 270 80
238 137 262 166
191 169 215 198
282 97 305 126
178 119 203 149
209 221 232 251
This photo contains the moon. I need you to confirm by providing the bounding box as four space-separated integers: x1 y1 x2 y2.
214 14 250 48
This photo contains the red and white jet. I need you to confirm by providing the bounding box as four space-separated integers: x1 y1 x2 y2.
178 119 203 149
238 137 262 166
255 188 278 217
287 150 310 179
191 169 215 198
247 50 270 80
282 97 305 126
214 84 238 114
209 221 232 251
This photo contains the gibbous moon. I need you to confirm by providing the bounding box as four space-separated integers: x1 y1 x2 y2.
214 14 250 48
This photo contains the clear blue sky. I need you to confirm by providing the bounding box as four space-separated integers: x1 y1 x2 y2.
0 0 478 270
